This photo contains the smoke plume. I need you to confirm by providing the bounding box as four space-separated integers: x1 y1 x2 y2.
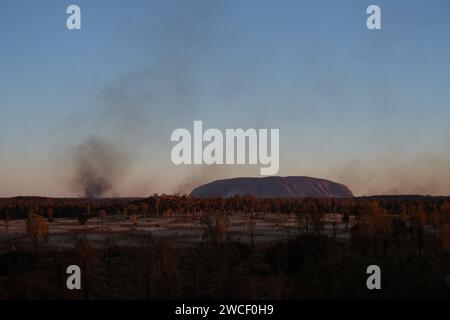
62 0 226 197
71 136 129 198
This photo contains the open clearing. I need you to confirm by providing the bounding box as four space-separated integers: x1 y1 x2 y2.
0 214 353 252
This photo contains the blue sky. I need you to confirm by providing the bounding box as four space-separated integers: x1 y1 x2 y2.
1 0 450 196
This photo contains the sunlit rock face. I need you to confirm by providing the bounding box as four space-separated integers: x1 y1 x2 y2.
190 176 353 198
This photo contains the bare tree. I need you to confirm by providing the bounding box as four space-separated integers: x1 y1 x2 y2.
139 202 149 218
2 209 11 233
97 209 107 225
248 215 256 249
46 207 54 222
26 212 49 255
412 207 426 254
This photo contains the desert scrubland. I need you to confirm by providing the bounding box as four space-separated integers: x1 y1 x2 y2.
0 195 449 299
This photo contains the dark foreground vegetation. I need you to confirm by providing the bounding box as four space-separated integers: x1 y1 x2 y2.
0 195 449 299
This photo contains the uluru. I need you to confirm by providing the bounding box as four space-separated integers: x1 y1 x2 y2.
189 176 353 198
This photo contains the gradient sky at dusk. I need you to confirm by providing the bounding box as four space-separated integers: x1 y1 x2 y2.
1 0 450 197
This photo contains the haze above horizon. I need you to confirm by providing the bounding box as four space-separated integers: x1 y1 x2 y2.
1 0 450 197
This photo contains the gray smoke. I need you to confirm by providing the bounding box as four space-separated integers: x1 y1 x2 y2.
62 0 226 197
174 165 231 195
71 136 129 198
